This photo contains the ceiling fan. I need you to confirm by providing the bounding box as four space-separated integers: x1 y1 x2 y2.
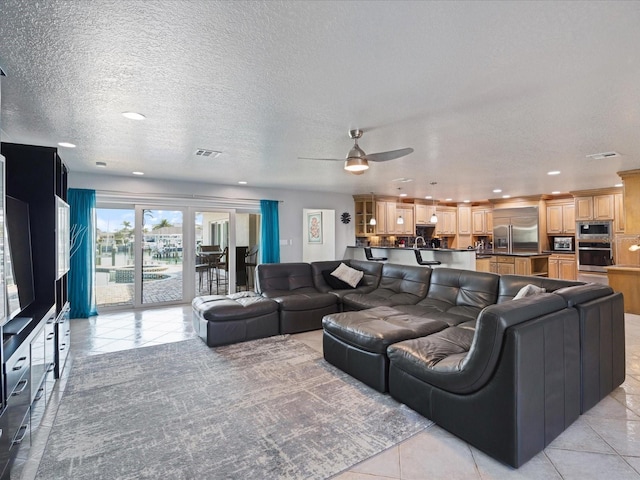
299 129 414 175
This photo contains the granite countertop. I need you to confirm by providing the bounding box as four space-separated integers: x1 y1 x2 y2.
476 251 551 258
349 246 472 252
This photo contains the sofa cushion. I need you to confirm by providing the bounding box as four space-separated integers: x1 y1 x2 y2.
311 259 382 293
192 294 279 322
553 283 614 307
270 292 338 311
322 269 355 290
331 262 364 288
256 262 315 294
342 263 431 310
322 306 449 354
423 268 500 310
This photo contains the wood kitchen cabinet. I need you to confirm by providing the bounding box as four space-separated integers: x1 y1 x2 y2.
546 201 575 234
614 193 625 233
548 253 577 280
435 207 457 235
574 194 614 221
472 207 493 235
489 255 549 276
457 205 472 235
396 205 415 235
415 204 437 225
353 195 376 237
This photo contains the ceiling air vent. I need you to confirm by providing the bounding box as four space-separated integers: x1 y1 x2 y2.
586 151 620 160
194 149 222 158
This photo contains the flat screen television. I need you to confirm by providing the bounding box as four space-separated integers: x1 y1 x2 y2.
5 195 36 321
56 195 70 279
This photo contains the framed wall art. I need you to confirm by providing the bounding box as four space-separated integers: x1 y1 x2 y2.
307 211 323 244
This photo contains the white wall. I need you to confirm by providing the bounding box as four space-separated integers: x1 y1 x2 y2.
69 172 356 262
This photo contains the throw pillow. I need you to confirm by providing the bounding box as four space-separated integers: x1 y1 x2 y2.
331 262 365 289
322 270 353 290
513 284 546 300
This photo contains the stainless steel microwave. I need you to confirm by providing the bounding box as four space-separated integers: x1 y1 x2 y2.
576 221 612 240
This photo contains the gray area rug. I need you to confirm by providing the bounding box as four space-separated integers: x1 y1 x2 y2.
36 336 433 479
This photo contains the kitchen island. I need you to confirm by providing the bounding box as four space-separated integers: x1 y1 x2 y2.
476 252 550 276
605 265 640 314
344 246 476 270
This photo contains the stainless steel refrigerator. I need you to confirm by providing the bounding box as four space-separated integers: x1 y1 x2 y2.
492 207 539 254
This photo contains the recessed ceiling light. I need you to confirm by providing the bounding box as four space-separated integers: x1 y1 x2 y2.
463 200 470 203
551 191 561 194
547 170 561 175
614 183 623 187
132 171 144 176
95 161 107 168
502 195 511 198
493 189 502 193
445 198 452 202
424 195 432 199
399 193 408 197
58 142 76 148
238 181 247 185
122 112 146 120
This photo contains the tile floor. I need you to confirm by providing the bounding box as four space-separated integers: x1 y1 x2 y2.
13 307 640 480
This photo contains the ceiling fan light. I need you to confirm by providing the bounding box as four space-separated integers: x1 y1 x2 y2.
344 157 369 172
430 213 438 223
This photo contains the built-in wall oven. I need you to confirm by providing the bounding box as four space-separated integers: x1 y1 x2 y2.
576 221 613 272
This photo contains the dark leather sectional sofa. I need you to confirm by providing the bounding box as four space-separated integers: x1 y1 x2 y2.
193 259 625 468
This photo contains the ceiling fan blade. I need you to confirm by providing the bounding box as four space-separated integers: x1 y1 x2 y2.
366 148 414 163
298 157 344 162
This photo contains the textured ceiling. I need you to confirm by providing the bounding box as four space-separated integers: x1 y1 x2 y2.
1 0 640 202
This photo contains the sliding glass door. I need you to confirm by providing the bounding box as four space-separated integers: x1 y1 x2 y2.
140 208 185 305
95 199 257 310
95 207 136 308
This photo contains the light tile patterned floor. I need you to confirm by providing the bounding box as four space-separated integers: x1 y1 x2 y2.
13 308 640 480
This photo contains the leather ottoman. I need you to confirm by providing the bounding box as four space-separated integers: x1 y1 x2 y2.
192 292 279 347
322 306 449 392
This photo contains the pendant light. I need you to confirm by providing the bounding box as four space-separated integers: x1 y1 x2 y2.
429 182 438 224
630 236 640 252
369 192 377 225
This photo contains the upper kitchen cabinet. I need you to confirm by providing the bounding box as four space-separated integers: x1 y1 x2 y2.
614 192 625 233
396 205 415 235
574 194 614 221
546 199 575 234
435 206 457 236
353 195 376 237
457 205 472 235
373 199 400 235
415 203 437 225
472 206 493 235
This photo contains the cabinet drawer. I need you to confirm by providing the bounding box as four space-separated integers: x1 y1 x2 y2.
496 256 515 264
5 342 31 399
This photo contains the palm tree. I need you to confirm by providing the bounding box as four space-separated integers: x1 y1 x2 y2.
153 219 173 230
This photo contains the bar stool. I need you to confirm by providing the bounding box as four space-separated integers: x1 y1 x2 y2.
364 247 387 261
